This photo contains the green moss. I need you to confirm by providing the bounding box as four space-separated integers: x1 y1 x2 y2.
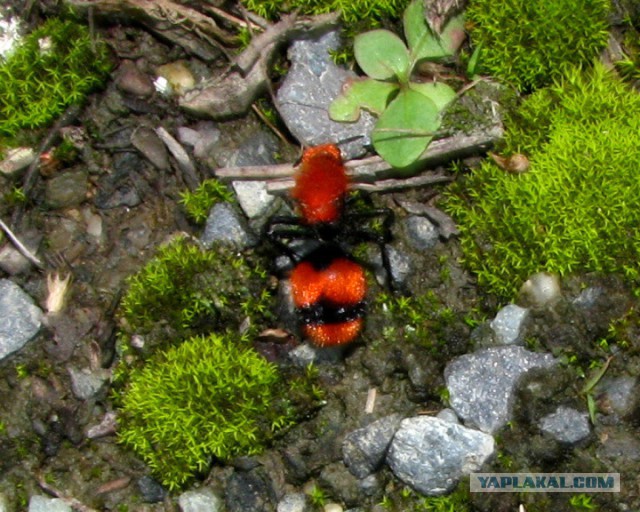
466 0 610 92
0 17 112 136
443 63 640 300
117 332 306 490
179 179 234 225
119 236 272 346
242 0 409 30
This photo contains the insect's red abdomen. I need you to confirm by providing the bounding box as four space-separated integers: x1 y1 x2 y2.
290 254 367 347
291 144 348 225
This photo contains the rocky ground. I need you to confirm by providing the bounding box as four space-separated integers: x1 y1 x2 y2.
1 2 640 512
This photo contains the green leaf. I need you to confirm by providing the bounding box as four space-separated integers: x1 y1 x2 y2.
354 30 410 80
412 14 466 62
466 42 483 78
403 0 430 53
409 81 457 111
372 89 440 168
329 78 399 121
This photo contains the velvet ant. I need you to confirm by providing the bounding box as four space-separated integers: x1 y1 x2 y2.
266 144 392 347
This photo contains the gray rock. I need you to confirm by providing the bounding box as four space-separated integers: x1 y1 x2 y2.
138 475 166 503
288 342 343 366
436 408 460 424
404 216 439 251
115 60 154 97
45 169 88 209
0 231 41 275
0 279 43 361
277 493 309 512
386 416 495 495
177 122 220 160
233 181 275 219
342 414 403 478
201 202 257 249
596 376 637 417
178 488 223 512
28 495 71 512
0 147 35 177
218 128 279 168
68 367 110 400
539 406 590 444
276 30 375 160
490 304 529 345
131 126 170 171
518 272 562 308
385 246 411 289
445 346 557 433
225 470 275 512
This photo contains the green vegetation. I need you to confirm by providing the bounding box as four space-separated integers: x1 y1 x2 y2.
379 483 471 511
118 332 312 490
0 17 111 137
116 236 324 490
569 493 597 510
329 0 461 167
179 179 234 225
466 0 610 92
443 63 640 300
119 236 271 346
242 0 409 28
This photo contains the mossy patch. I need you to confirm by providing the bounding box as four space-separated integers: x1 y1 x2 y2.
0 17 111 137
466 0 610 92
442 63 640 300
119 235 272 350
117 332 316 490
179 179 234 225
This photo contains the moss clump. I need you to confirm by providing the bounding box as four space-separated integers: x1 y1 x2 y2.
0 17 111 137
466 0 610 92
443 63 640 300
179 179 234 225
119 236 271 349
242 0 409 29
118 332 304 490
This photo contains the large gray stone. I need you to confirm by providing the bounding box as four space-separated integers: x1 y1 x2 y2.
386 416 494 495
0 279 43 361
276 30 375 160
445 346 556 433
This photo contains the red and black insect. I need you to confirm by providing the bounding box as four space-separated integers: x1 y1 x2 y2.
266 144 392 347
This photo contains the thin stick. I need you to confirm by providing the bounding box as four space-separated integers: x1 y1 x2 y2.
0 216 44 269
36 471 99 512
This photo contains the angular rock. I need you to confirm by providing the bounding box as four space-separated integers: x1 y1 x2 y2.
404 216 439 251
138 475 166 503
0 147 35 177
276 30 375 160
131 126 170 171
387 416 495 495
201 202 257 249
518 272 562 308
68 367 110 400
225 470 275 512
343 414 402 478
596 376 637 417
276 493 309 512
28 496 71 512
490 304 529 345
45 169 88 209
233 180 275 219
0 231 41 275
178 488 223 512
539 406 590 444
0 279 43 361
115 60 154 97
445 346 556 433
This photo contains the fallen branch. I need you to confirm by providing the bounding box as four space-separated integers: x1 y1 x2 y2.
64 0 236 61
0 216 44 269
214 125 502 191
180 11 340 119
